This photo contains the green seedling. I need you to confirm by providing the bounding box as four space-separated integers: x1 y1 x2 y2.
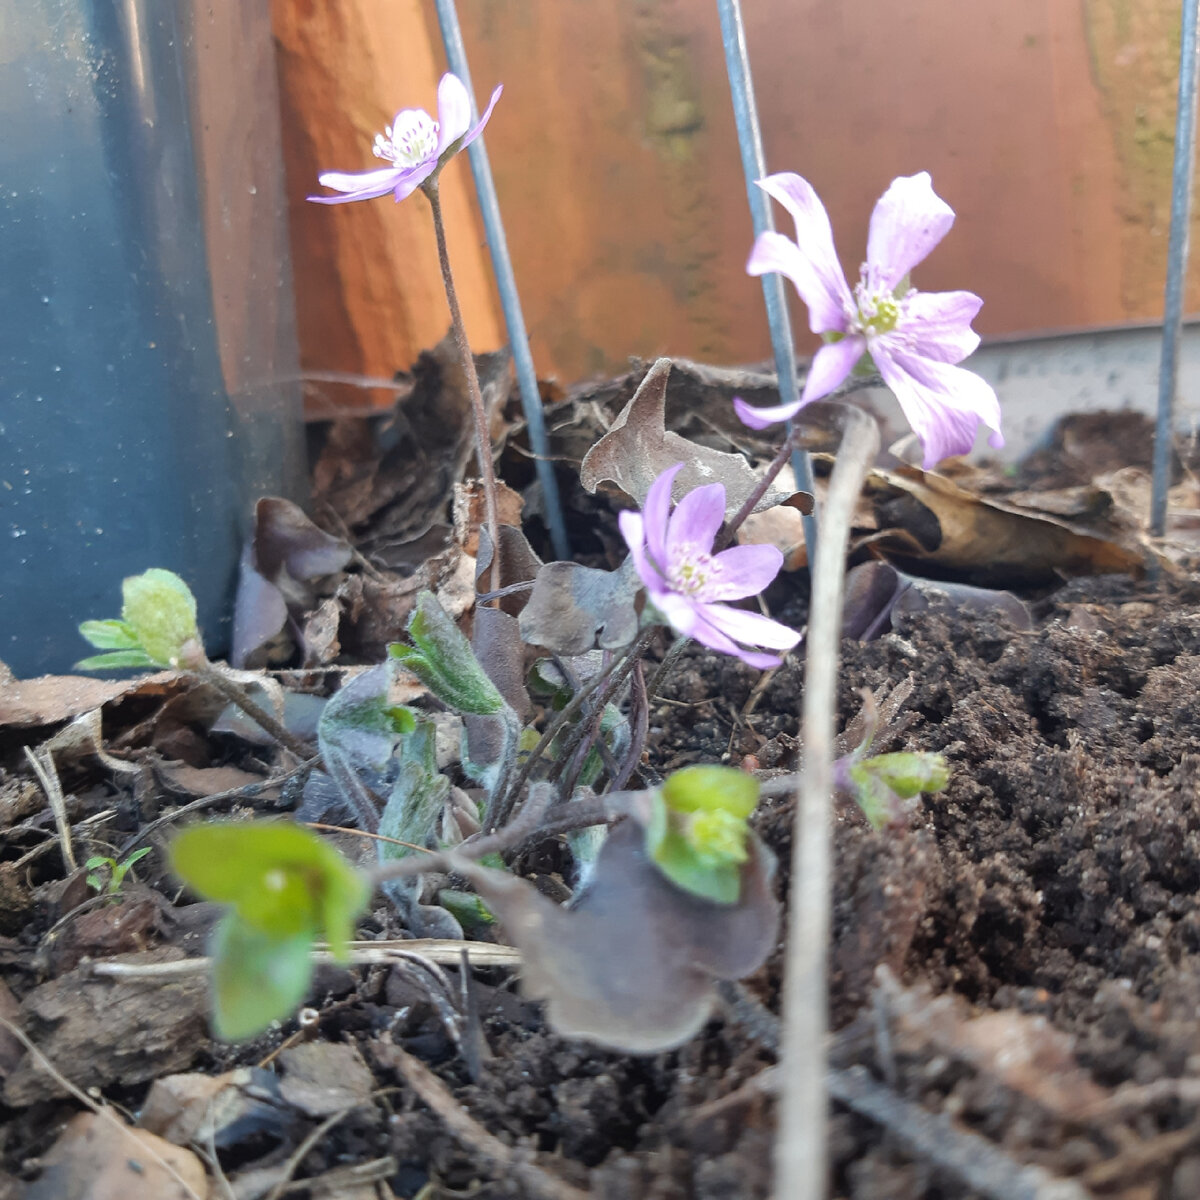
85 847 153 898
842 750 950 830
77 568 203 671
645 764 760 905
170 821 368 1040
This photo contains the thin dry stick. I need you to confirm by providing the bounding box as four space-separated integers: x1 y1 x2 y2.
423 177 502 596
90 940 522 981
776 405 879 1200
263 1106 359 1200
390 1042 588 1200
23 745 76 871
828 1066 1090 1200
0 1014 205 1200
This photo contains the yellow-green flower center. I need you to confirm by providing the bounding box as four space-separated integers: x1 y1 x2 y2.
851 280 903 337
685 808 749 867
668 547 713 597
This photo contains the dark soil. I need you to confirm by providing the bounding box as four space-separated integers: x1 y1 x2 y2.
8 577 1200 1197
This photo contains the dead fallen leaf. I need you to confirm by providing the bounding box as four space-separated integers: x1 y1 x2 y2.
159 762 270 797
0 671 182 728
580 358 811 518
141 1067 291 1147
453 478 524 557
863 464 1147 583
232 498 353 668
278 1041 376 1117
519 558 642 655
25 1111 207 1200
449 819 779 1054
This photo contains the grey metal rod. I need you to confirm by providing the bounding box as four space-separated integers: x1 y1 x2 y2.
1152 0 1200 537
432 0 570 561
717 0 819 564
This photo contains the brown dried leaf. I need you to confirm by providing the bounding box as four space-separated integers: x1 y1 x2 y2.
580 358 811 517
0 671 182 728
26 1111 207 1200
452 479 525 556
519 558 642 656
278 1041 375 1117
864 464 1147 583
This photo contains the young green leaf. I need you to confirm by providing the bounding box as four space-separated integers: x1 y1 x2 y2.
75 649 157 672
78 619 140 651
210 915 314 1041
170 820 368 956
121 568 202 666
388 591 505 716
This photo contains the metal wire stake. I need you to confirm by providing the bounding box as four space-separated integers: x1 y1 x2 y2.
433 0 570 561
1152 0 1200 538
717 0 819 563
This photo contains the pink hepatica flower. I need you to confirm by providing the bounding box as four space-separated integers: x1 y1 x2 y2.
308 73 502 206
736 172 1003 469
619 464 801 670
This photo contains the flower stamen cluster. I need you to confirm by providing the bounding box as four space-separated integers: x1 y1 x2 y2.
374 111 439 168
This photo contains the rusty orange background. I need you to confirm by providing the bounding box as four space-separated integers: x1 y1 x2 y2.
272 0 1200 409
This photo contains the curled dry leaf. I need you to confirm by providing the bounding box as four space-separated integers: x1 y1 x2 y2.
842 561 1031 642
580 358 812 518
863 465 1146 584
447 818 779 1054
232 497 352 667
519 558 642 656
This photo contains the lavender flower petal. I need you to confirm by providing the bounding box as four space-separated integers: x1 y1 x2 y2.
642 462 682 569
435 72 473 152
706 543 786 600
865 172 955 290
900 291 983 363
800 336 867 402
665 483 725 565
755 174 853 329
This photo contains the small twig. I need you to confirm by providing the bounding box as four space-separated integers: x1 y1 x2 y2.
389 1042 589 1200
0 1013 205 1200
263 1106 359 1200
610 658 649 791
191 661 313 759
828 1066 1090 1200
90 940 521 980
116 756 320 858
23 745 76 872
646 634 690 701
720 428 798 548
490 630 653 830
776 405 879 1200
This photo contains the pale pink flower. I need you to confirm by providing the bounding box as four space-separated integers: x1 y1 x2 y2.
736 172 1003 468
619 464 800 670
309 73 501 206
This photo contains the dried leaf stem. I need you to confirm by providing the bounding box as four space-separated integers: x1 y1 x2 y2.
776 405 878 1200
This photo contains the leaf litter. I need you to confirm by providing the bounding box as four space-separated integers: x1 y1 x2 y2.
6 354 1200 1197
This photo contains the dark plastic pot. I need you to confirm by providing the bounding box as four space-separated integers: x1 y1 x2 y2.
0 0 305 678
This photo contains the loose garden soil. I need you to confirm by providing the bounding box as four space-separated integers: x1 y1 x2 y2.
4 383 1200 1197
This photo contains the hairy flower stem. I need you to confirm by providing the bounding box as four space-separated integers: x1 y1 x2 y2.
720 430 799 548
490 628 656 832
189 659 313 760
423 178 502 596
645 634 692 701
775 405 879 1200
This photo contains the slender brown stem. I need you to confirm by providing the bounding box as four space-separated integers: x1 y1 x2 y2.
423 178 502 595
720 428 798 548
192 661 313 759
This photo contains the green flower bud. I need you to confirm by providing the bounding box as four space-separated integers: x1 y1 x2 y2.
389 591 505 716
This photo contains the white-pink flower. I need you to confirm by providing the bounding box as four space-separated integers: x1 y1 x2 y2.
308 73 501 206
735 172 1003 469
